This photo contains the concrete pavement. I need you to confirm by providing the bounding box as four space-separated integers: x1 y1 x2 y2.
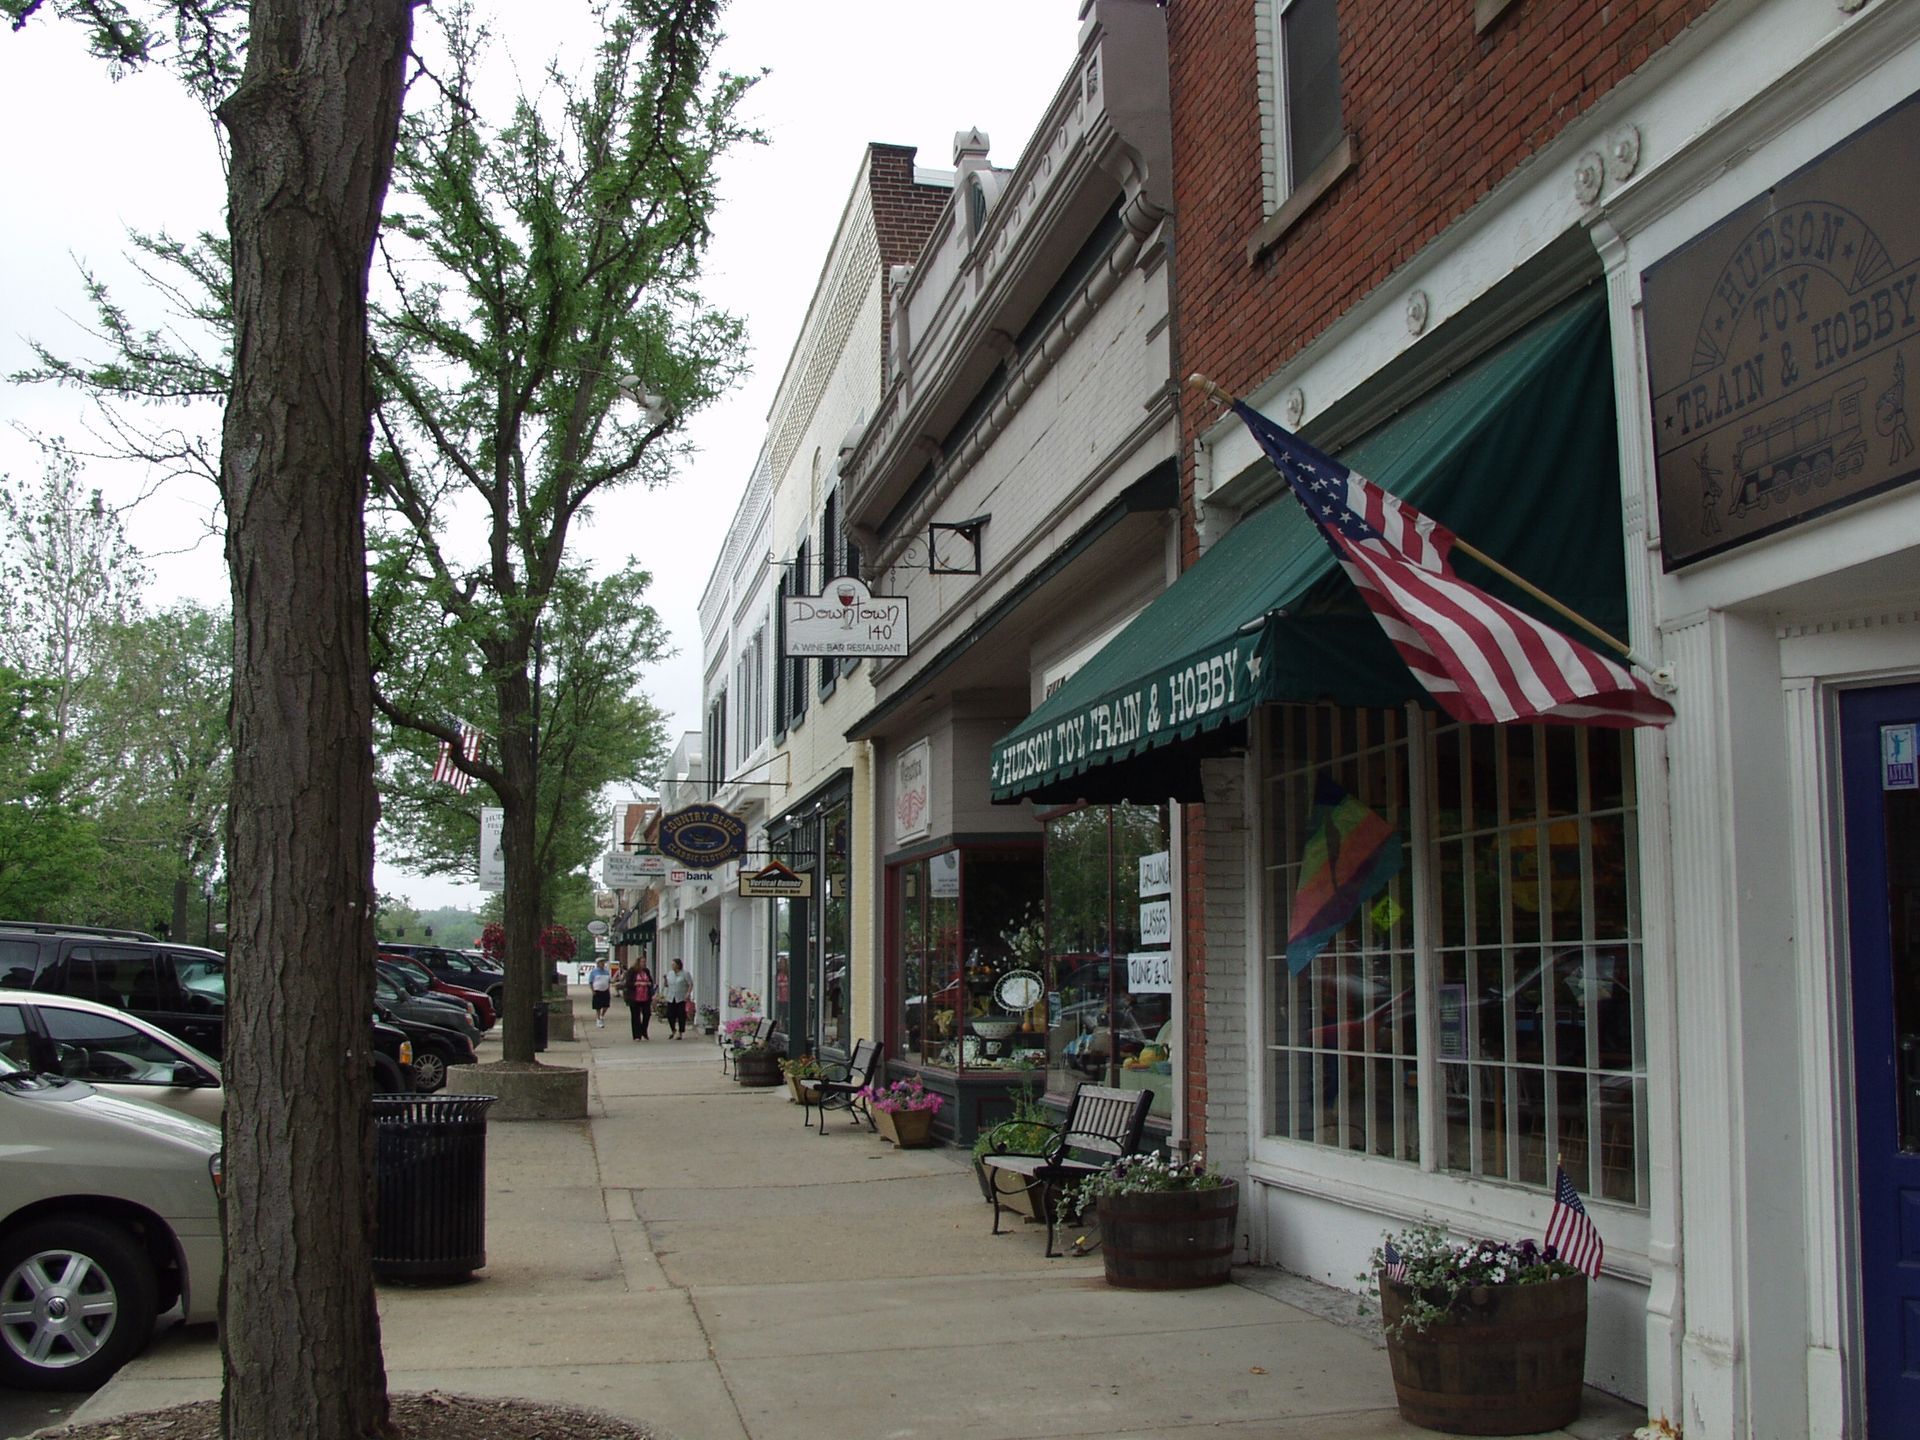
56 992 1643 1439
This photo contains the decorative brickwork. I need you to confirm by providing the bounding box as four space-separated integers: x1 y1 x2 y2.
866 144 952 396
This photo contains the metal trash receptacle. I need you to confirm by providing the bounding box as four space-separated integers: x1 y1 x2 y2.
532 1001 549 1052
371 1094 497 1282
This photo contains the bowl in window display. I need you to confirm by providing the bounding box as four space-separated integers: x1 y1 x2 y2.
970 1017 1020 1041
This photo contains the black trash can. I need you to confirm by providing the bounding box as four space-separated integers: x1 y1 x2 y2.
371 1094 497 1282
532 1001 550 1053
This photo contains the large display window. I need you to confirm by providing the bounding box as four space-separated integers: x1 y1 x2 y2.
1041 804 1174 1119
768 780 853 1061
1262 703 1647 1208
890 845 1044 1072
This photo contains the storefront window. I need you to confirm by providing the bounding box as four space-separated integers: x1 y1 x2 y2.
1261 705 1648 1208
820 803 849 1053
1043 805 1173 1119
891 846 1043 1071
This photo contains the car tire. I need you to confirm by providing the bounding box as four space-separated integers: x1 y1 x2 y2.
0 1217 160 1391
372 1052 407 1095
409 1047 449 1093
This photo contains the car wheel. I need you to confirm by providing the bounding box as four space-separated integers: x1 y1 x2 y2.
372 1052 407 1095
409 1047 449 1093
0 1217 159 1391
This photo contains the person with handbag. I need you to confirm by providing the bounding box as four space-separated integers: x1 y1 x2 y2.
588 957 613 1028
625 962 655 1040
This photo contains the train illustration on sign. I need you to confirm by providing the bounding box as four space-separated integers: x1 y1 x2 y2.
1729 378 1868 517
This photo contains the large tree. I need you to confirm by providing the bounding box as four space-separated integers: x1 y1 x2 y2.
364 0 754 1062
6 0 415 1432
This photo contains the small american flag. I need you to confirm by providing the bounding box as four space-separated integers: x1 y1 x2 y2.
1382 1240 1409 1285
1232 403 1674 730
432 722 482 794
1545 1164 1604 1278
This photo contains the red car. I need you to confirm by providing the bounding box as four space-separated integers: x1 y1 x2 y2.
378 953 496 1030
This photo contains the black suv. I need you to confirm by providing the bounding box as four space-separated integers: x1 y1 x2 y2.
0 929 226 1058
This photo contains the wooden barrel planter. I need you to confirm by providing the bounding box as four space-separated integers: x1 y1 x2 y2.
1379 1274 1588 1435
733 1050 782 1087
1097 1179 1238 1289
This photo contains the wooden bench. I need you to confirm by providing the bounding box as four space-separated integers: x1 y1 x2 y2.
719 1015 775 1075
810 1038 882 1135
982 1082 1154 1257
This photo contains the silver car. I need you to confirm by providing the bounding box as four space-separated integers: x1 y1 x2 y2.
0 1051 222 1390
0 992 222 1125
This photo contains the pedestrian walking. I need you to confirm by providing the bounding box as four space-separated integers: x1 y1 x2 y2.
662 957 693 1038
588 957 613 1028
625 962 655 1040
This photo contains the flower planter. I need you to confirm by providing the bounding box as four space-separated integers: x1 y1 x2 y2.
1379 1273 1587 1435
1096 1179 1238 1290
872 1106 936 1148
786 1074 823 1106
733 1050 782 1087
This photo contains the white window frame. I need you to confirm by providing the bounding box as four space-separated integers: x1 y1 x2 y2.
1250 0 1353 259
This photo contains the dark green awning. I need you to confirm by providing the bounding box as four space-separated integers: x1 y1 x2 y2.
989 292 1621 803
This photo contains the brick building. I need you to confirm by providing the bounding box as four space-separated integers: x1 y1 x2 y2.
988 0 1920 1432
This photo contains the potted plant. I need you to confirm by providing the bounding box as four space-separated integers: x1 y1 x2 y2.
1074 1151 1238 1289
780 1053 826 1106
732 1039 781 1087
1363 1221 1588 1435
971 1088 1056 1209
857 1076 943 1147
698 1003 719 1035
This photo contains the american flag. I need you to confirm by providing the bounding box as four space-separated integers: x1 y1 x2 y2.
432 723 482 794
1382 1240 1409 1285
1232 403 1674 729
1545 1164 1604 1278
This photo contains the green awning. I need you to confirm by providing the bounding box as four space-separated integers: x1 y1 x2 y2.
989 291 1622 803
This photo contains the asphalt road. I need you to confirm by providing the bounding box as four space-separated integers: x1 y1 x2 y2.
0 1385 87 1439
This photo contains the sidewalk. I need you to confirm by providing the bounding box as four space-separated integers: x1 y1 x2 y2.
65 992 1641 1439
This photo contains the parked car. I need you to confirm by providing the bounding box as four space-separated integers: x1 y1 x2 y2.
371 1017 414 1094
0 929 226 1058
378 952 496 1029
0 1050 222 1391
0 992 222 1125
374 964 481 1042
373 976 478 1091
383 944 504 1009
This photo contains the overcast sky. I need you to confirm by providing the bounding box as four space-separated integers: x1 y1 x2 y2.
0 1 1080 911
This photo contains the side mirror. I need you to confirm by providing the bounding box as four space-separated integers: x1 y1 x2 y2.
172 1061 211 1088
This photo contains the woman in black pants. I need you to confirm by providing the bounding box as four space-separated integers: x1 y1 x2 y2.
625 964 655 1040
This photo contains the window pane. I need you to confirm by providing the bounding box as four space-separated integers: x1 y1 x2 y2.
41 1007 184 1084
1284 0 1343 181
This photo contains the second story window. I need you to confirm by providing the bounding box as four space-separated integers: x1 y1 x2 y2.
1262 0 1345 213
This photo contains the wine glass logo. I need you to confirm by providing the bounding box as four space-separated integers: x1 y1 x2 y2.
836 581 858 627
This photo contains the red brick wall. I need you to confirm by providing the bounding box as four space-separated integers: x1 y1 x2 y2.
1166 0 1718 1140
866 144 952 388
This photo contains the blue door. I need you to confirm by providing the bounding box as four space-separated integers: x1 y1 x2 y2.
1841 683 1920 1434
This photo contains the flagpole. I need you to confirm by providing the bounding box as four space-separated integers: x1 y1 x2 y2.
1186 373 1667 680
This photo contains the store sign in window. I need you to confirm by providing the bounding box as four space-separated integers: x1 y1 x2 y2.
1138 899 1172 946
1128 950 1174 995
895 738 931 843
1139 850 1171 898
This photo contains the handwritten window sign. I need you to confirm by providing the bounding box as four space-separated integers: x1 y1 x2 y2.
929 849 960 899
1127 950 1175 995
784 576 909 657
1138 899 1172 947
1138 850 1171 898
1641 96 1920 569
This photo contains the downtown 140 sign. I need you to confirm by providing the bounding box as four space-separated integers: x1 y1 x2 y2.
783 576 908 658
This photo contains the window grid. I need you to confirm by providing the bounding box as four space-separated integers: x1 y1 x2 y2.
1261 707 1648 1211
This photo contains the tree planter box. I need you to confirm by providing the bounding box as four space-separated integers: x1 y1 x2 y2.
1097 1180 1238 1289
733 1051 782 1087
872 1107 936 1148
1379 1273 1587 1435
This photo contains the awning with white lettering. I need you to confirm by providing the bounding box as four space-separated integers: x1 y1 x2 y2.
989 292 1622 803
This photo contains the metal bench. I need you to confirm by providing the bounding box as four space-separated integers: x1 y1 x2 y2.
982 1082 1154 1257
719 1015 775 1075
810 1038 882 1135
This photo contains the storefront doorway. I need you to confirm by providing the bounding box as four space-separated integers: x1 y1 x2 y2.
1840 682 1920 1435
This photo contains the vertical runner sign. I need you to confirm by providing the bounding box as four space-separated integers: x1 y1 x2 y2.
478 807 505 891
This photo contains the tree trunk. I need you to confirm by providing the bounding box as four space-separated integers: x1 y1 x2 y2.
216 4 411 1436
497 665 541 1063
